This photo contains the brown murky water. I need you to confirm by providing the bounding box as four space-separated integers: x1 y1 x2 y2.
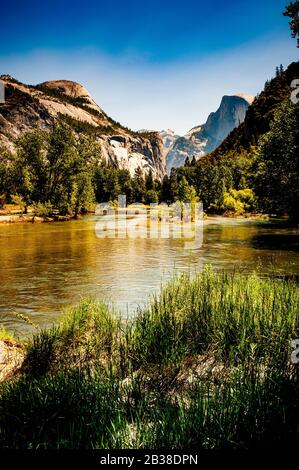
0 216 298 336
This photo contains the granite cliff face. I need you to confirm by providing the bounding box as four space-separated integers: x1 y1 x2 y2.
0 76 166 178
160 129 180 153
163 94 254 173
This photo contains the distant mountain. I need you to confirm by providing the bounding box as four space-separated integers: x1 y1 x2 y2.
160 129 180 153
161 130 206 173
163 94 254 173
0 76 166 178
207 62 299 160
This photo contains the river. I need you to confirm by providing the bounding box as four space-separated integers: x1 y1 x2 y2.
0 216 298 336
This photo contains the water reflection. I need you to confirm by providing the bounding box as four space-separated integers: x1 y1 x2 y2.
0 216 298 336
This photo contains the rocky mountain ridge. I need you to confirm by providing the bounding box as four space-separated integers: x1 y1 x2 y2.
163 93 254 173
0 76 166 179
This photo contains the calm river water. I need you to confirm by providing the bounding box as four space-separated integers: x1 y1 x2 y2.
0 216 298 336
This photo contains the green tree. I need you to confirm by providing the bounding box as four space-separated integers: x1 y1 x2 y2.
145 189 159 204
169 168 179 202
12 124 96 216
93 164 107 202
45 124 77 210
254 100 299 220
178 176 198 203
184 156 191 166
191 155 197 166
104 168 121 202
73 171 95 217
11 161 34 213
145 169 154 191
12 131 46 210
160 174 170 203
133 167 146 202
0 146 14 200
284 1 299 46
118 169 133 204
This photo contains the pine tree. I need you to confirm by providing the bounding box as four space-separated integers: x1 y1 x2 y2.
184 156 191 166
133 167 146 203
169 168 179 202
284 1 299 47
145 169 154 190
161 174 170 203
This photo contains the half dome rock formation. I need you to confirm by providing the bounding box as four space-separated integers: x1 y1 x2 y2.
163 93 254 173
0 76 166 178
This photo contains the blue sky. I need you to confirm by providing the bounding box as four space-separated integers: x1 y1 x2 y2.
1 0 297 133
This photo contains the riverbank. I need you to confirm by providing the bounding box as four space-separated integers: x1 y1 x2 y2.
0 268 298 449
0 201 272 225
0 211 269 225
0 213 74 224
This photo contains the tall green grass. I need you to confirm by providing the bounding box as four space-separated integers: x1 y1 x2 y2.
131 268 299 368
135 369 299 449
0 268 298 449
23 299 121 377
0 369 126 449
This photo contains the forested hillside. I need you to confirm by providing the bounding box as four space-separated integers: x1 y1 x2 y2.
167 61 299 220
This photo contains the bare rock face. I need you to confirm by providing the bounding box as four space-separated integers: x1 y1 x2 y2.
160 129 180 153
162 130 207 172
0 76 166 178
0 339 24 382
99 134 165 176
40 80 98 104
163 94 254 173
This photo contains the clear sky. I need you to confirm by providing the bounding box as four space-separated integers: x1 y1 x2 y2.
1 0 297 133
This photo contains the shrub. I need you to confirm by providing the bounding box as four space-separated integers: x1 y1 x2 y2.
222 188 256 214
32 201 53 217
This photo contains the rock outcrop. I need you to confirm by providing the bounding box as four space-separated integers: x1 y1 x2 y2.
0 339 24 382
163 94 254 173
0 76 166 178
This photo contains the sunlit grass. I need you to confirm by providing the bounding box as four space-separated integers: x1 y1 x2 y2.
131 267 299 368
23 299 121 377
0 328 15 342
